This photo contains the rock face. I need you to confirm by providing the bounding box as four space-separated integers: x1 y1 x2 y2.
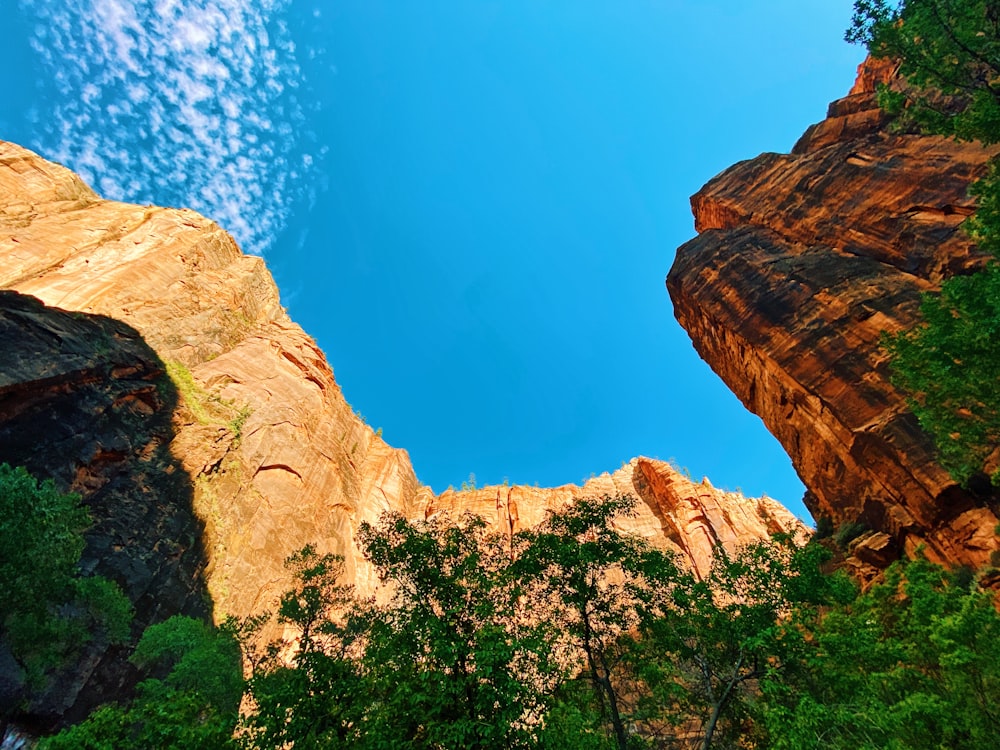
668 58 1000 570
0 290 211 725
0 140 431 726
0 140 804 727
432 457 806 580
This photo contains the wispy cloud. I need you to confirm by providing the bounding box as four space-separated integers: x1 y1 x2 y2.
21 0 321 255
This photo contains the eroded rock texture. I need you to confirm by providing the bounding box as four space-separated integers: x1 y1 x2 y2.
0 139 430 726
431 457 806 580
0 140 430 617
668 59 1000 570
0 140 804 726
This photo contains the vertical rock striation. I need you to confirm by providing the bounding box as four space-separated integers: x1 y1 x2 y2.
430 457 806 580
668 59 1000 570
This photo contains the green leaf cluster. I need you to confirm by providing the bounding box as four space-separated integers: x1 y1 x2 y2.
848 0 1000 143
234 497 851 750
39 616 243 750
37 496 1000 748
759 557 1000 748
0 464 131 692
884 261 1000 484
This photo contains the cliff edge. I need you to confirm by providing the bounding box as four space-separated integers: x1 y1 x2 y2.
668 58 1000 571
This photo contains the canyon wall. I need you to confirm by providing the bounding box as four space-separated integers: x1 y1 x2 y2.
432 457 803 581
0 140 803 726
668 58 999 571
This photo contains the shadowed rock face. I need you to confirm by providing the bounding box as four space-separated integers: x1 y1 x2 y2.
0 139 806 726
668 58 1000 570
0 290 210 728
0 139 431 626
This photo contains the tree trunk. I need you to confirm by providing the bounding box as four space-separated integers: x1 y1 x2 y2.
701 701 723 750
600 667 630 750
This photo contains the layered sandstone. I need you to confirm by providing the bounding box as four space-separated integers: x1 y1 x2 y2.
0 140 431 724
668 58 1000 570
0 140 804 725
432 457 806 580
0 141 431 619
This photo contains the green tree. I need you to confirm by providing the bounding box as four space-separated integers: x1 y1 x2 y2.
0 464 131 733
848 0 1000 143
357 512 559 750
239 546 367 750
632 538 850 750
39 615 242 750
882 264 1000 485
760 556 1000 749
515 495 679 750
849 0 1000 485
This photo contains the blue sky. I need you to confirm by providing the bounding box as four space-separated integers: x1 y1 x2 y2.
1 1 865 520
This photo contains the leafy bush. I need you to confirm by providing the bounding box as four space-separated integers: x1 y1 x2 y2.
0 464 131 683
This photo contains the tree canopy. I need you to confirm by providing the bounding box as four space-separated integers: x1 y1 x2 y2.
0 463 131 730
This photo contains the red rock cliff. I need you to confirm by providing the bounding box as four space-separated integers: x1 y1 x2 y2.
668 59 1000 570
0 140 805 725
431 457 805 580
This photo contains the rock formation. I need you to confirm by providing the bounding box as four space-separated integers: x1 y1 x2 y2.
432 458 804 580
668 58 1000 572
0 140 804 728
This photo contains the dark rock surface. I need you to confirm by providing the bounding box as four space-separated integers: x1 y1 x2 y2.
0 290 210 729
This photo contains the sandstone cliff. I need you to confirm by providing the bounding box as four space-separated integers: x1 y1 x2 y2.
0 140 804 726
433 458 804 580
668 58 1000 572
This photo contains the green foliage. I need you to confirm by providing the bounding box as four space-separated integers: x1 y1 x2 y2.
358 511 558 750
0 464 88 625
813 515 835 540
759 556 1000 748
883 262 1000 484
833 519 870 549
40 615 242 750
460 472 477 491
39 686 238 750
240 546 366 750
0 464 131 685
165 359 252 443
634 538 852 750
228 405 252 447
164 359 213 424
848 0 1000 144
514 495 671 750
131 615 243 713
849 0 1000 486
51 498 1000 748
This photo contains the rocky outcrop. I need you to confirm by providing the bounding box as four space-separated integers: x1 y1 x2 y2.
0 140 805 727
0 140 432 618
668 58 1000 570
431 457 806 580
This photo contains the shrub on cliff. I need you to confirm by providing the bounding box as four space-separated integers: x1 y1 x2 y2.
0 464 131 691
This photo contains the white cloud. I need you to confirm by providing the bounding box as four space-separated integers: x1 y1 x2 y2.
20 0 319 256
